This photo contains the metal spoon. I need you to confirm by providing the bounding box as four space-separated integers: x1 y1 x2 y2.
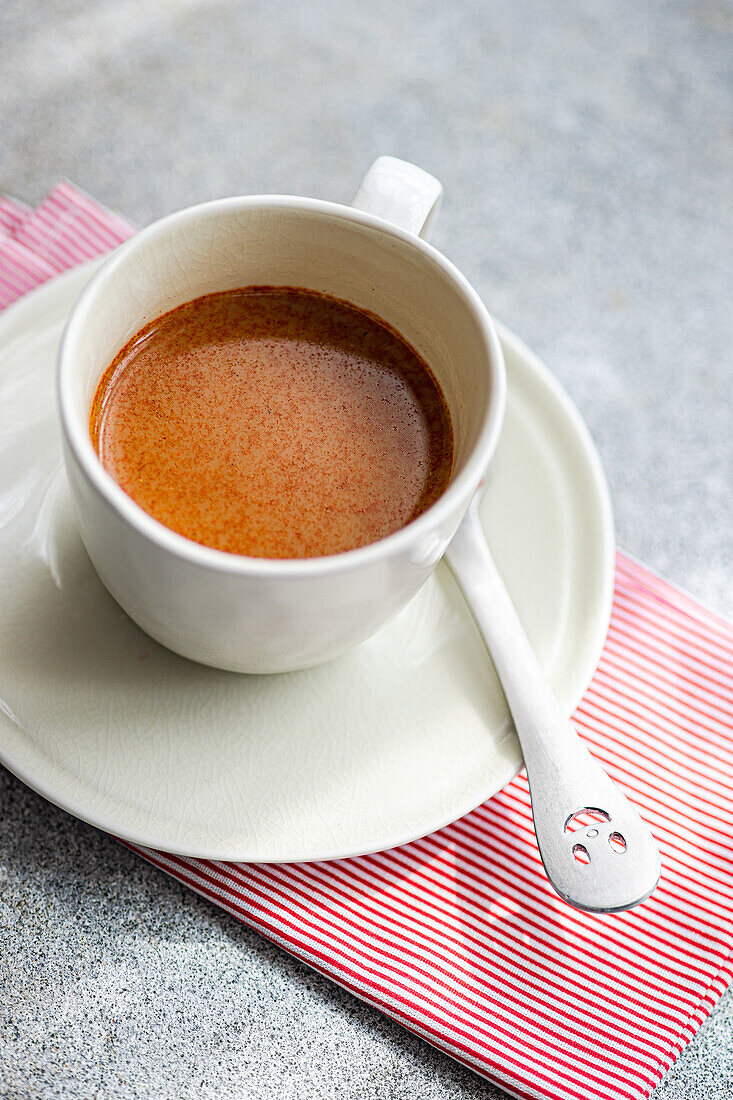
445 494 661 913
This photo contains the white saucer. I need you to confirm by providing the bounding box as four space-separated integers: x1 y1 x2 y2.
0 262 614 861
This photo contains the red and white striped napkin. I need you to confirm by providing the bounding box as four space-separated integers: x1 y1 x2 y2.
2 184 732 1100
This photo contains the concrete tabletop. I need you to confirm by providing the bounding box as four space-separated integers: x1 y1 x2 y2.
1 1 731 1096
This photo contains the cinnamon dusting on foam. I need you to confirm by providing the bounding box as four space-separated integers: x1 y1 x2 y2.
90 287 454 559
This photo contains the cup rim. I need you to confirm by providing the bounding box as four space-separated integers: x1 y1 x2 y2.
57 193 506 578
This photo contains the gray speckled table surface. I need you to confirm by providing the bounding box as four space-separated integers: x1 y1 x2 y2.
1 1 732 1097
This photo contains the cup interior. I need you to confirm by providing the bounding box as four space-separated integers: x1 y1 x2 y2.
62 198 501 498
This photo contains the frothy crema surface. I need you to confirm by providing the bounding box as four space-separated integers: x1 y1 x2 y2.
91 287 454 559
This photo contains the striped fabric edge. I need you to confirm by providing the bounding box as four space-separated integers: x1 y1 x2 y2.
120 841 596 1100
0 195 30 235
0 183 134 309
121 552 733 1100
11 180 135 268
0 238 59 309
615 551 733 641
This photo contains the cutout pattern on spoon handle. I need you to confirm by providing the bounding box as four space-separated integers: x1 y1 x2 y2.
446 501 661 913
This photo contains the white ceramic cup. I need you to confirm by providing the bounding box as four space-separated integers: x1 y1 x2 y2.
57 157 506 673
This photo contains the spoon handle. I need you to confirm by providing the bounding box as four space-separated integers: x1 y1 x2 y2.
445 500 661 913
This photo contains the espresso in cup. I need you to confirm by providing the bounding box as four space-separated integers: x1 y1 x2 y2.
90 286 454 559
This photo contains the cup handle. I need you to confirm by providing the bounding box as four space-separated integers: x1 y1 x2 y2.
351 156 443 242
